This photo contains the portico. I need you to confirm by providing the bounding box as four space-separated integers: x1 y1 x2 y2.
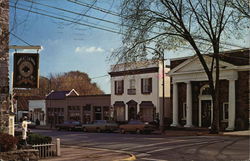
169 55 239 130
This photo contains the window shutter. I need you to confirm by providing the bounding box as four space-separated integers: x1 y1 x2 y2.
115 81 117 94
121 80 124 94
141 79 144 94
149 78 152 93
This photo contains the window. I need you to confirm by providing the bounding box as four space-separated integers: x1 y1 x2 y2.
129 79 136 89
182 103 187 120
141 78 152 94
223 102 229 120
128 79 136 95
115 80 124 95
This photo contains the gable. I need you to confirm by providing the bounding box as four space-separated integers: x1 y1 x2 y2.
169 55 236 75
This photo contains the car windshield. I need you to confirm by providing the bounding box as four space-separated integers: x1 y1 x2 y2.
94 120 106 124
72 121 80 125
129 120 143 124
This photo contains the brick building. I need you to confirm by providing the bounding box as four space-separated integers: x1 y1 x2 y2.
168 48 249 131
46 89 111 126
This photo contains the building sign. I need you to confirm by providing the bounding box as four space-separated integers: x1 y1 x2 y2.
13 53 39 88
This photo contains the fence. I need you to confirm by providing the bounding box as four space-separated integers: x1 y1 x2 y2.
31 138 60 158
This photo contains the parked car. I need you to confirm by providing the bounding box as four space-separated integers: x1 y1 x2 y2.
119 120 156 134
82 120 118 133
56 121 82 131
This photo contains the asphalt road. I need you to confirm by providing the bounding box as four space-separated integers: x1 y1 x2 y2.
32 129 249 161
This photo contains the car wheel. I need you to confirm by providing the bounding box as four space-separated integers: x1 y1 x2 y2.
136 129 141 134
96 128 101 133
120 128 125 134
83 127 87 132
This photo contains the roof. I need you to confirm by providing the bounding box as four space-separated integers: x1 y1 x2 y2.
46 89 79 100
46 91 71 100
170 48 249 69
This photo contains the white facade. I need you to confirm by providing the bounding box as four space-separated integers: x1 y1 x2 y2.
29 100 46 125
110 60 170 122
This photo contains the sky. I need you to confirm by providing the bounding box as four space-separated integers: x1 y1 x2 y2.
9 0 250 94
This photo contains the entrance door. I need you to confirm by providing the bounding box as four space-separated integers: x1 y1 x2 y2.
128 106 137 120
201 100 211 127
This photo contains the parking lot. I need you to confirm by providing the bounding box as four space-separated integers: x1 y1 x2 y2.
32 129 249 161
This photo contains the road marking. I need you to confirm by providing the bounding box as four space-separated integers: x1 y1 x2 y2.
147 141 221 153
121 140 187 150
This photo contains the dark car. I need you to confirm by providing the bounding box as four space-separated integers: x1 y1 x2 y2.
82 120 118 133
119 120 156 134
56 121 82 131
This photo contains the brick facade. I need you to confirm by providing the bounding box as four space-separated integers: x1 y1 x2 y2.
169 49 249 131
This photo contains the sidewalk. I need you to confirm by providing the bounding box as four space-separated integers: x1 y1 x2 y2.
153 129 250 137
40 145 135 161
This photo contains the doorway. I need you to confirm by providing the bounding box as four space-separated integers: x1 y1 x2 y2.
128 106 137 120
201 100 212 127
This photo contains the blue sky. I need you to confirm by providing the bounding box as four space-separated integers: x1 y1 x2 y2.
9 0 250 94
9 0 122 93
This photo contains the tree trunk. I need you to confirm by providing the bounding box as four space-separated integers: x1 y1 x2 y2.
210 46 220 134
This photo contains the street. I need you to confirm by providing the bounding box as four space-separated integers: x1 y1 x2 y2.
32 129 249 161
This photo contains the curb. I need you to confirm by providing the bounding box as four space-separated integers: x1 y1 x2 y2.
113 154 136 161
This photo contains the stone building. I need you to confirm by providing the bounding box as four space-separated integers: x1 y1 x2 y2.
0 0 15 136
168 48 249 131
45 89 111 126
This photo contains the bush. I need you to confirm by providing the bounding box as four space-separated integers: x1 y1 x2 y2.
26 133 52 145
0 133 18 152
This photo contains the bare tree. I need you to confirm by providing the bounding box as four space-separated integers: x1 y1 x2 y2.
229 0 250 19
113 0 249 133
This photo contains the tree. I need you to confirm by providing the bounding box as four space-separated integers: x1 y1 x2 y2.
229 0 250 19
45 71 104 95
113 0 249 133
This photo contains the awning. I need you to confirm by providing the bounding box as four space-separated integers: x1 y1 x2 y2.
113 101 125 107
139 101 154 108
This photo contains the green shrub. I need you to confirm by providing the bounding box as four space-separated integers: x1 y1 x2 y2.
27 133 52 145
0 133 18 152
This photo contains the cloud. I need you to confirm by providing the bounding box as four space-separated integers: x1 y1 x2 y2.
75 46 105 54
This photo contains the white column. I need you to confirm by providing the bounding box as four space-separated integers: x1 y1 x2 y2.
125 105 128 121
226 79 236 131
171 82 179 127
185 81 193 127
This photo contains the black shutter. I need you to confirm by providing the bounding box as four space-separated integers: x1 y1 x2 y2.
149 78 152 93
141 79 144 94
115 81 117 94
121 80 124 94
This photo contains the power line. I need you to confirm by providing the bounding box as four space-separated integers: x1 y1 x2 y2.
10 2 117 31
10 32 32 46
21 0 244 49
9 5 123 35
68 0 247 49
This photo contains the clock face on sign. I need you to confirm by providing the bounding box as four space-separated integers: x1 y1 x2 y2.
13 53 39 88
19 61 34 78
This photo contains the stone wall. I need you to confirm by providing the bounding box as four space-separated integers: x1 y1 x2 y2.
0 0 9 112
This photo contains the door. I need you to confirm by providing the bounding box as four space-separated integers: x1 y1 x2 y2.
128 106 137 120
116 106 125 121
201 100 211 127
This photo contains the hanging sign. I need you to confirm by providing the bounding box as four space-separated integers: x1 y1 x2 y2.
13 53 39 88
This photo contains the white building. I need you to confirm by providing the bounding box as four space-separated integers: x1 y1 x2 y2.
109 60 170 123
29 99 46 125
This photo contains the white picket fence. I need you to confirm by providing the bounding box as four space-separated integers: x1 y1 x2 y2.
31 138 60 158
